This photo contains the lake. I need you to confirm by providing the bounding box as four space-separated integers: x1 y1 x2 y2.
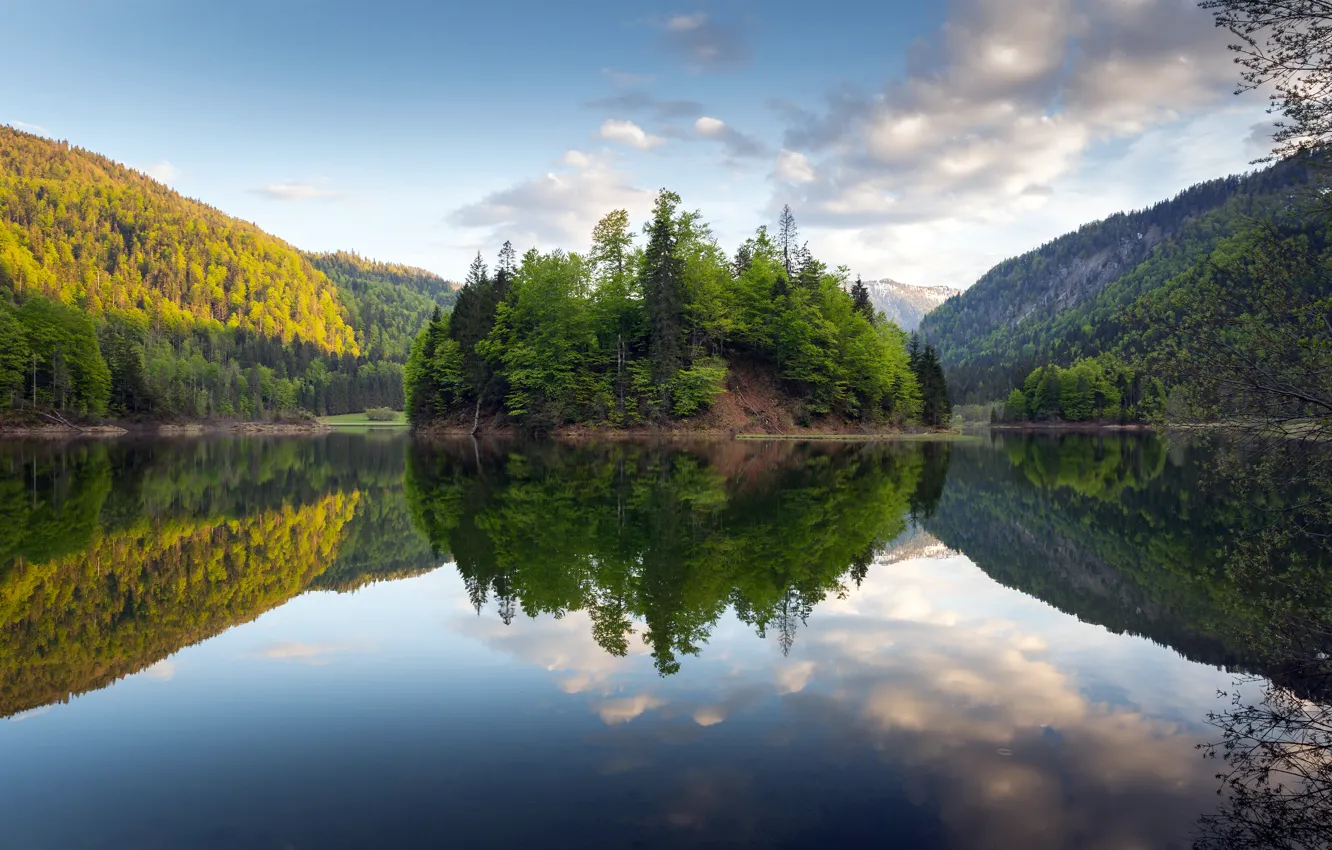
0 432 1321 849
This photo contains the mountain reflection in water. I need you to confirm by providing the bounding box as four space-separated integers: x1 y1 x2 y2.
0 432 1325 850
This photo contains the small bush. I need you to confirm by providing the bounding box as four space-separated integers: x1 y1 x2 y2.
671 358 728 417
365 407 399 421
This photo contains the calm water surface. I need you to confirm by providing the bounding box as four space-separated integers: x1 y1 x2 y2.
0 433 1303 848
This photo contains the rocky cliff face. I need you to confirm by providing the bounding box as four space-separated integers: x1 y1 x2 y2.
858 279 960 331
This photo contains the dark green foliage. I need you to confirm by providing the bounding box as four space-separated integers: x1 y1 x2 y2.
921 157 1319 402
0 300 29 405
99 312 150 415
1130 217 1332 425
909 336 950 427
405 199 931 430
306 251 457 363
999 357 1163 423
642 190 686 410
447 251 506 403
850 275 875 323
15 296 110 415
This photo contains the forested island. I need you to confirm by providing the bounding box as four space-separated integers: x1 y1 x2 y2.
405 196 950 434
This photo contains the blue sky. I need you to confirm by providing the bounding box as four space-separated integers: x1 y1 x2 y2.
3 0 1269 288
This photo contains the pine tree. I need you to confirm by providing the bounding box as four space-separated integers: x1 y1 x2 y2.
850 276 875 324
641 190 685 412
496 241 517 300
909 340 950 428
794 243 822 291
449 252 500 401
777 204 798 279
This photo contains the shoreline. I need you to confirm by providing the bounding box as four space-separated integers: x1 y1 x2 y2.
414 422 965 442
0 421 331 439
984 422 1155 433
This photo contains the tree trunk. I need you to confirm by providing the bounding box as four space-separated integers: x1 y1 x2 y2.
470 396 482 436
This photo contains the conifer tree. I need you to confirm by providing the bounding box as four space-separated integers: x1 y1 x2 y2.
448 252 500 401
850 276 875 324
641 190 686 412
777 205 798 279
495 241 517 300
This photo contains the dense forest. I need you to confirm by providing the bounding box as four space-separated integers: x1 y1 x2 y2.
0 126 455 420
994 356 1166 423
406 197 950 431
919 156 1319 404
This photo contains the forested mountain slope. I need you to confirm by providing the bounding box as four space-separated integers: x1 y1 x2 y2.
920 157 1317 402
0 126 448 419
307 251 457 362
0 125 357 354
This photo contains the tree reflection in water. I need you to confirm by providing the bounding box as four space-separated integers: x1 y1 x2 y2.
405 438 954 675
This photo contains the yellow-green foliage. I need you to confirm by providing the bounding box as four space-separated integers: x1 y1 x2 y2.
0 126 358 355
0 492 359 717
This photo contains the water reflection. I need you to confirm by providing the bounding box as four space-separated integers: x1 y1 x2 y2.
406 439 951 672
0 432 1326 849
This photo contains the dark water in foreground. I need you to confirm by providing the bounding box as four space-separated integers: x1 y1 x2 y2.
0 433 1316 849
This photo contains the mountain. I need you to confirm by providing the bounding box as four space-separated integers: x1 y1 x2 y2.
0 125 357 354
0 126 448 419
307 251 457 363
859 279 959 332
919 156 1317 402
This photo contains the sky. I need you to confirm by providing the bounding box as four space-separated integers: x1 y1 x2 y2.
1 0 1274 289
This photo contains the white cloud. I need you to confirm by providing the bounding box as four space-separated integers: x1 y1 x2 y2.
667 13 707 32
253 641 353 664
598 694 664 725
448 150 651 252
692 706 727 726
774 149 815 184
144 160 178 184
250 181 338 201
691 115 768 158
141 659 177 681
437 544 1232 848
598 119 666 151
774 0 1261 287
694 116 727 137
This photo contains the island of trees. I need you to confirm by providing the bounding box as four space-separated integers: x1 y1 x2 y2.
405 195 950 433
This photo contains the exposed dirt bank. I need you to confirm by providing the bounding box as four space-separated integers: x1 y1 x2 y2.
415 360 954 441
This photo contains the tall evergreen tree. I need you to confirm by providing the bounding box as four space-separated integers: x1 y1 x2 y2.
850 276 875 324
496 241 517 300
641 190 686 412
448 253 500 401
777 205 798 279
910 341 950 428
